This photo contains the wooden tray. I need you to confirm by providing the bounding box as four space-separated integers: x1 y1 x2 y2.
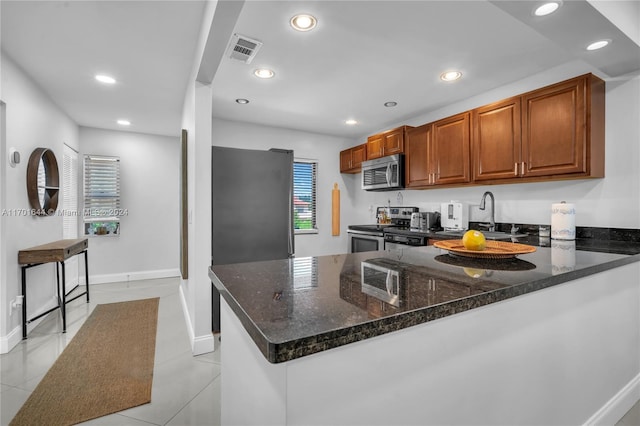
432 239 536 259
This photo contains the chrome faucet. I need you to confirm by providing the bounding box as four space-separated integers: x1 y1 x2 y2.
479 191 495 232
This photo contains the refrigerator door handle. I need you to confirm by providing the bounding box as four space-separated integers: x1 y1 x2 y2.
288 200 295 258
288 160 295 258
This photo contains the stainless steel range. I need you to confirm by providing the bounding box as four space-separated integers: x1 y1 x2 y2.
384 211 442 250
347 207 418 253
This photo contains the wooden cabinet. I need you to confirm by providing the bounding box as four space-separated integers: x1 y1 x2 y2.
342 73 604 186
521 74 604 179
366 126 410 160
366 134 384 160
405 124 433 187
472 74 604 182
472 97 522 181
339 143 367 173
431 112 471 185
405 113 471 188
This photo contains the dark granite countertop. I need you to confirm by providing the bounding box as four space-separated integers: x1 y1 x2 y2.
210 241 640 364
390 224 640 255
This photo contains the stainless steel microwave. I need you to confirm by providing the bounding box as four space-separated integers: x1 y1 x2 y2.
361 154 404 191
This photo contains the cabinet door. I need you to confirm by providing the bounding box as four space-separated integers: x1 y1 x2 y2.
351 144 367 169
432 112 471 185
405 124 433 187
366 134 384 160
339 149 353 173
522 77 586 177
383 128 404 155
472 97 522 181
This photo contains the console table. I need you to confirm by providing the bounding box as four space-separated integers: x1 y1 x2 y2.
18 238 90 339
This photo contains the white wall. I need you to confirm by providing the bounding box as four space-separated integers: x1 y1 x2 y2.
0 53 79 352
79 127 180 282
211 118 357 257
347 61 640 229
179 0 220 356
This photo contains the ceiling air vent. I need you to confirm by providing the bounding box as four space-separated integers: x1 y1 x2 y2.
228 34 263 64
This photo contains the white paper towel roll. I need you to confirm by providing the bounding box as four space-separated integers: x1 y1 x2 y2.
551 240 576 275
551 202 575 240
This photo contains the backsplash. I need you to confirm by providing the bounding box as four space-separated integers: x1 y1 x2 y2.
471 222 640 243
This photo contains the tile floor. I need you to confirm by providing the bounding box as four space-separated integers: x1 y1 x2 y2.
1 278 221 426
1 277 639 426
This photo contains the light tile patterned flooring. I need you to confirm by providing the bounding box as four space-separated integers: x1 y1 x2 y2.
0 278 221 426
1 277 639 426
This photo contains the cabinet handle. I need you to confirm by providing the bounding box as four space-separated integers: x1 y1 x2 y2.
520 162 525 175
514 163 518 176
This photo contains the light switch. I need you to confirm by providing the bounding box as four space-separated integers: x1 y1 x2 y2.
9 148 20 167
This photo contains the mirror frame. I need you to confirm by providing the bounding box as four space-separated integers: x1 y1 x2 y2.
26 147 59 216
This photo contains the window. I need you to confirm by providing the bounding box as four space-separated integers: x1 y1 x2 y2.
83 155 122 236
293 160 317 233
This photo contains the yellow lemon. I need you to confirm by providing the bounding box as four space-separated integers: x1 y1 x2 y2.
463 267 485 278
462 230 486 251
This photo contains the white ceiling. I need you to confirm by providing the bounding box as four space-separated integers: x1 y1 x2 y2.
2 1 639 139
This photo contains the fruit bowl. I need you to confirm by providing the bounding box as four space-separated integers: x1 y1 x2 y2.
432 240 536 259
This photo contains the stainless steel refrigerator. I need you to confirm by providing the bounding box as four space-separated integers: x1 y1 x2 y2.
211 146 295 331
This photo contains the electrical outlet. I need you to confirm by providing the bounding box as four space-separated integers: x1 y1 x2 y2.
9 296 23 316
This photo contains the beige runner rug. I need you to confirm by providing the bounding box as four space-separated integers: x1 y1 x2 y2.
10 297 160 426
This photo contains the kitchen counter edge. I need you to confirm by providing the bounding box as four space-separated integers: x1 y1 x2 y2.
209 252 639 364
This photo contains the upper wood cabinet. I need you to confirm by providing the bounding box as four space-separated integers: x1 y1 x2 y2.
406 113 471 188
472 97 522 181
521 74 604 179
343 73 604 186
471 74 604 182
366 126 411 160
406 124 433 187
431 112 471 185
339 143 367 173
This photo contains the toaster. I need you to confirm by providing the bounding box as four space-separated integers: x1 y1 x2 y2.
410 212 441 231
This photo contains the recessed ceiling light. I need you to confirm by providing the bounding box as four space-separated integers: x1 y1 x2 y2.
586 39 610 51
254 68 275 79
117 119 130 126
534 2 560 16
236 98 250 104
440 71 462 82
345 119 358 125
290 14 317 32
384 101 398 107
95 74 116 84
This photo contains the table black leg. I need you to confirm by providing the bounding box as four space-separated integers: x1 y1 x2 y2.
61 261 67 333
84 250 90 302
56 262 61 306
21 266 27 340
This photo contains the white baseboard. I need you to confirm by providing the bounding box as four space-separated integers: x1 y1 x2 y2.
83 268 180 285
178 284 216 356
0 295 59 354
0 325 22 354
584 373 640 426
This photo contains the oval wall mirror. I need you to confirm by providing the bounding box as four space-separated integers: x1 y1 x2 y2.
26 148 59 216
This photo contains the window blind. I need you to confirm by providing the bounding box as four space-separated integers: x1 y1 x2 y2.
83 155 121 219
292 257 318 289
293 160 317 232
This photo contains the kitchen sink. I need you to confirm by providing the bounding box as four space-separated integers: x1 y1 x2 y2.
434 230 528 240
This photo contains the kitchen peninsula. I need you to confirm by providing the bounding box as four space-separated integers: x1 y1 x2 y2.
210 244 640 425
